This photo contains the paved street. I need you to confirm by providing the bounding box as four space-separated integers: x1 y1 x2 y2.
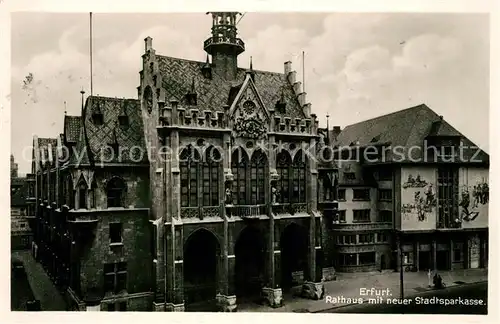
324 281 487 314
11 251 67 311
240 268 488 313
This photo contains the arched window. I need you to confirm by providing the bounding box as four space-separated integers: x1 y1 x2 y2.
277 151 291 203
292 151 307 203
78 180 88 210
203 146 221 206
107 177 126 208
250 150 267 205
66 175 74 209
89 180 97 209
231 148 248 205
180 145 200 207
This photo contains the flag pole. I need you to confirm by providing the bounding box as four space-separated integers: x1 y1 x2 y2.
90 12 93 97
302 51 305 92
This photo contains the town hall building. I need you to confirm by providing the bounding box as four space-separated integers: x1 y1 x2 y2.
28 12 489 312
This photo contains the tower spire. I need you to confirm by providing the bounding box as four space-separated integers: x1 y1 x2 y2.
204 12 245 81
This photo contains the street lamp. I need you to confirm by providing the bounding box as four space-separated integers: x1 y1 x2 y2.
398 231 404 300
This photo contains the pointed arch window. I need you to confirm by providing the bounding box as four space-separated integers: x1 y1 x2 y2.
78 180 88 210
107 177 127 208
180 145 200 207
250 150 266 205
89 179 97 209
231 149 248 205
277 151 291 203
203 146 221 206
292 151 307 203
65 175 74 208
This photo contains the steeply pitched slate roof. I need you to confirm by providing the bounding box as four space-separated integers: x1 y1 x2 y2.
334 104 489 163
71 96 148 165
157 55 305 119
64 115 81 143
11 177 28 206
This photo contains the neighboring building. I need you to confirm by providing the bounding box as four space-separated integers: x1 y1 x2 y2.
11 169 36 251
328 105 489 273
31 98 153 311
11 154 19 178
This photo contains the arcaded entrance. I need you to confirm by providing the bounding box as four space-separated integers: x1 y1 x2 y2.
281 222 309 289
235 226 266 300
184 229 220 306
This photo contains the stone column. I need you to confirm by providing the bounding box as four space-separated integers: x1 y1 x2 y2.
217 218 237 312
164 129 185 312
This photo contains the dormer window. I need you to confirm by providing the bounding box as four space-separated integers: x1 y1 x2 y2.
92 102 104 125
275 88 286 113
118 102 129 128
119 115 129 127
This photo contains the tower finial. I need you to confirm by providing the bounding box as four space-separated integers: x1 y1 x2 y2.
64 101 67 115
250 56 253 70
326 113 330 144
80 89 85 114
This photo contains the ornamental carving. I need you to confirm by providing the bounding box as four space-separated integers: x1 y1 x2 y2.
233 114 267 139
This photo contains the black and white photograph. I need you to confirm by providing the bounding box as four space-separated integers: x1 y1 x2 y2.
3 1 495 319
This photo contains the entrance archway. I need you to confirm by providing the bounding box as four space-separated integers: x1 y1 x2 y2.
184 229 220 308
235 226 266 300
281 223 309 290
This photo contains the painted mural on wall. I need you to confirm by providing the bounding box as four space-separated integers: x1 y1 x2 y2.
459 168 489 229
400 168 437 231
402 174 436 221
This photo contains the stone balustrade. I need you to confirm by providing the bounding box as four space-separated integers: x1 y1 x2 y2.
226 204 267 218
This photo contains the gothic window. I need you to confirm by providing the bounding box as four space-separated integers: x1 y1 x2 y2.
89 180 97 209
66 175 74 208
203 146 221 206
292 151 307 203
250 150 266 205
231 149 248 205
277 151 291 203
144 85 153 114
107 177 127 208
180 145 200 207
78 180 88 210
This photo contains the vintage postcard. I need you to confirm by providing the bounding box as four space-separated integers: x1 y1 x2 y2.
2 0 497 323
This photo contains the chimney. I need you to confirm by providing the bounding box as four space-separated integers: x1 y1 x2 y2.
284 61 292 75
287 71 296 85
297 93 307 106
332 126 341 141
144 36 153 53
293 81 302 95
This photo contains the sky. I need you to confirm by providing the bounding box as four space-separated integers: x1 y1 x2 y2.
10 12 490 175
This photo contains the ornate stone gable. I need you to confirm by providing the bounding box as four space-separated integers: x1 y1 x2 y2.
230 75 269 140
